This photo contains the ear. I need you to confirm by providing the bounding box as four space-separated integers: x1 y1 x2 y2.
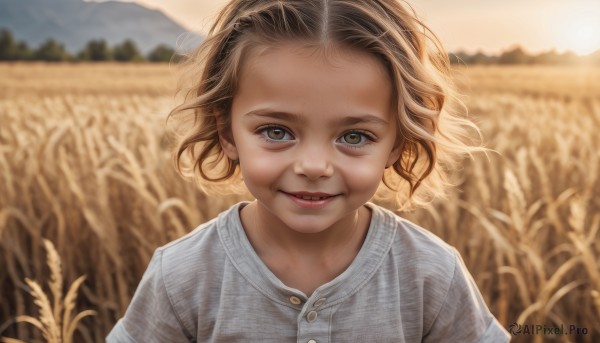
216 113 239 161
385 146 401 168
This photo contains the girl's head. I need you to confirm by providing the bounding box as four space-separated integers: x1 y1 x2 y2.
170 0 480 209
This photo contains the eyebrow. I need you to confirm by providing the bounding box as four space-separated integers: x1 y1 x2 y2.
244 109 389 127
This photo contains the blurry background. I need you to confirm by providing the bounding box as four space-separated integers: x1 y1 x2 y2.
1 1 599 342
1 0 600 62
120 0 600 56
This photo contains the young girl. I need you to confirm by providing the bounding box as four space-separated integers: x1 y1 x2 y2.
108 0 510 342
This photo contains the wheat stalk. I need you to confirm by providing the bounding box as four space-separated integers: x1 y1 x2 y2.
1 239 95 343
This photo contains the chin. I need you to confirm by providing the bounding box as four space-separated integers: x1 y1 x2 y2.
288 225 330 235
280 215 340 234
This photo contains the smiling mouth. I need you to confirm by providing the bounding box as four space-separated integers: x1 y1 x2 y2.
282 192 339 200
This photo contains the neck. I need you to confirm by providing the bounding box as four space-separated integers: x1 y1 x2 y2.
240 201 371 263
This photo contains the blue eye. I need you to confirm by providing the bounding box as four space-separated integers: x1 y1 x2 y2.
259 126 294 142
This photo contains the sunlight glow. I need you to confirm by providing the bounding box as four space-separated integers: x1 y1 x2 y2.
555 6 600 55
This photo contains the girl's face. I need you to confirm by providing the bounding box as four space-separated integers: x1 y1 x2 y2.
220 41 400 234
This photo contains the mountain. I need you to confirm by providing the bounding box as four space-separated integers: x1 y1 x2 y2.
0 0 201 54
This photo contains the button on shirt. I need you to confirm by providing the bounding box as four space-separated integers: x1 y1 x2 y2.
289 296 302 305
107 202 510 342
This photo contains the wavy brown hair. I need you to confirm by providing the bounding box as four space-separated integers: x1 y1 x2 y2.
169 0 482 208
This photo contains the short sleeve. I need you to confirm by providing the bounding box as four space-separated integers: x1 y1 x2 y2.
424 249 510 343
106 250 193 343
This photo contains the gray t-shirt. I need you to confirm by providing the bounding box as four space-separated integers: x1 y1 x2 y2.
107 201 510 342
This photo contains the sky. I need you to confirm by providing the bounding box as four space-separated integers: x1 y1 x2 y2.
101 0 600 56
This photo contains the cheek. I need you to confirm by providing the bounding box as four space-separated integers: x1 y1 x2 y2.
238 151 285 188
342 159 386 194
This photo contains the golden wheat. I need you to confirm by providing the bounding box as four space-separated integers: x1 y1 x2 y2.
0 63 598 342
1 239 95 343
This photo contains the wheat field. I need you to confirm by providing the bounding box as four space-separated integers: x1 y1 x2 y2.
0 63 598 342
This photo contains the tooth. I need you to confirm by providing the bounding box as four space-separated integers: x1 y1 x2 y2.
293 194 331 200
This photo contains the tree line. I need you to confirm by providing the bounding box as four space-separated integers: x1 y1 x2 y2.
0 28 178 62
450 46 600 66
2 27 599 65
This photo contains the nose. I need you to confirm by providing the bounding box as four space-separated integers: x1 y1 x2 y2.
293 143 334 180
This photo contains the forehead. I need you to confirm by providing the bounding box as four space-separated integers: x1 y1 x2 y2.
233 40 394 121
242 40 387 73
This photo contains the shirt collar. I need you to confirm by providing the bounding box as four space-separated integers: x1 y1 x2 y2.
217 201 396 309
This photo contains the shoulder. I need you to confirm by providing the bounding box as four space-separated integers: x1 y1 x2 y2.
138 203 245 335
108 203 248 342
159 213 222 263
369 202 458 271
372 202 458 294
368 203 460 327
367 204 510 342
152 202 250 294
157 202 245 278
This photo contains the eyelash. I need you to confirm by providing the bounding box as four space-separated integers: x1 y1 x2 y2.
256 125 376 149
